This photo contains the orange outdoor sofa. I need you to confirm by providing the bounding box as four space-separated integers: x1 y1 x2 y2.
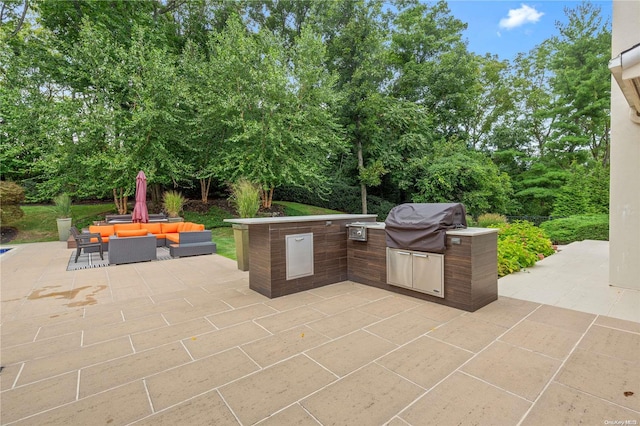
85 222 211 252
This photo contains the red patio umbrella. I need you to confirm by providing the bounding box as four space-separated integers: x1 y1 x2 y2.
131 171 149 223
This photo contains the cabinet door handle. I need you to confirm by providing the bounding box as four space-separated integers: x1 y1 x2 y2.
397 251 410 256
413 253 427 258
295 237 305 241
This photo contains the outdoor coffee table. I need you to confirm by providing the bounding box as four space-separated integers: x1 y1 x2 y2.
108 234 157 265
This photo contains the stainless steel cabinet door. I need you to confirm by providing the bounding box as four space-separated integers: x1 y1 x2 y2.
387 248 413 288
286 233 314 280
412 252 444 297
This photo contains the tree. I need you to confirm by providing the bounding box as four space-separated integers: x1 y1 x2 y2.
408 139 514 216
546 1 611 166
209 18 345 208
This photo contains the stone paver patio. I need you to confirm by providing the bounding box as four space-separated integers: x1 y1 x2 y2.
0 241 638 425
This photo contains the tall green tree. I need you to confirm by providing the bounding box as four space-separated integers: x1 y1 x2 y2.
546 1 611 166
208 18 345 208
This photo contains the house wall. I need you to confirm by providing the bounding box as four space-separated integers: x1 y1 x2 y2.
610 1 640 290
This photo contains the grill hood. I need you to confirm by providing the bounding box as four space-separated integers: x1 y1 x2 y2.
385 203 467 253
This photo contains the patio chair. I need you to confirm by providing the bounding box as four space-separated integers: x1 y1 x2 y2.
70 226 103 263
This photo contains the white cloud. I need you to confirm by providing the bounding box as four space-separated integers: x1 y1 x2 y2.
499 4 544 30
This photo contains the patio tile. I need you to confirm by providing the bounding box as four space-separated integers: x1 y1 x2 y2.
427 315 507 352
263 291 326 312
255 306 327 334
160 302 229 325
134 390 238 425
577 325 640 362
555 349 640 411
378 336 472 389
306 330 396 376
182 321 271 359
121 298 193 321
82 313 168 345
111 286 153 301
301 363 423 425
308 281 361 298
469 297 540 328
357 295 421 319
130 317 216 351
0 363 21 391
526 304 596 333
522 382 640 426
206 303 278 329
408 301 466 323
348 285 395 302
242 325 330 368
0 371 77 424
257 403 321 426
1 332 82 365
365 311 441 345
307 308 380 339
36 310 125 340
2 303 84 326
499 319 583 359
595 315 640 333
17 336 133 385
218 291 269 309
220 355 336 425
79 342 191 398
145 347 259 411
462 341 561 401
399 372 530 425
0 323 41 347
14 380 152 426
308 293 371 316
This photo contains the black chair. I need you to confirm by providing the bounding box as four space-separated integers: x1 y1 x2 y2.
70 226 103 263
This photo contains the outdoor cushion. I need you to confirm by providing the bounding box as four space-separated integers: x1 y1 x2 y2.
191 223 205 231
89 225 115 237
114 223 141 232
90 236 109 243
165 233 180 243
117 229 148 237
161 223 180 233
144 223 162 234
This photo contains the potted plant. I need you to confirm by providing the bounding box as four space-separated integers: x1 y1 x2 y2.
163 190 185 222
53 193 72 241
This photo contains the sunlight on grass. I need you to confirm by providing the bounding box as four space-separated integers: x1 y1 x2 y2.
272 201 343 216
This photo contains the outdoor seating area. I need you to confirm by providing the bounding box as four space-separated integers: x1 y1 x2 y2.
84 221 216 264
0 240 637 425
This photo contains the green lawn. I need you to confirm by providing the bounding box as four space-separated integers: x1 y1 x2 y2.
6 200 344 261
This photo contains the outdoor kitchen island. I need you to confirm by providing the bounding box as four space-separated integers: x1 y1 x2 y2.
347 222 499 312
224 214 377 298
225 212 499 312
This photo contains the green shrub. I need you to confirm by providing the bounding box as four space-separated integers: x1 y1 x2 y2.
52 193 72 218
490 221 555 277
540 214 609 244
0 181 25 225
163 191 186 218
229 178 261 218
476 213 507 228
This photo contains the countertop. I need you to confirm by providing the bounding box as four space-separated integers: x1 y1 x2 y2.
224 214 377 225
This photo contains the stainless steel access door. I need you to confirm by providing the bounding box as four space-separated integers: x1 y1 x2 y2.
386 248 413 288
412 252 444 297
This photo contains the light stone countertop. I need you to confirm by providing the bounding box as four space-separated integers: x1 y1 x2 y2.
224 214 377 225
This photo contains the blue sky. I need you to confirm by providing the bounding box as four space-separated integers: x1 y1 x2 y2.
440 0 612 61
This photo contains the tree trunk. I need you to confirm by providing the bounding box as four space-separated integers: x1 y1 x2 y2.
113 188 128 214
357 139 367 214
200 177 211 204
150 183 162 212
260 187 274 209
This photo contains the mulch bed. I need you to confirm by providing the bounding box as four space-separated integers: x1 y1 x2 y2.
1 227 18 244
